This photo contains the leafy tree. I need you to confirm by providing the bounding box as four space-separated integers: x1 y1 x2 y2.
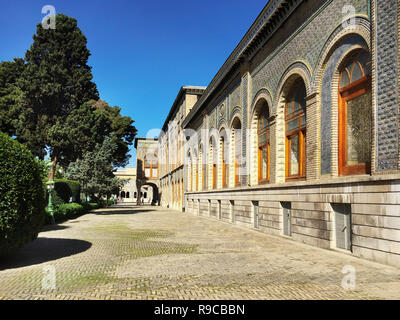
16 14 99 175
88 99 137 167
65 136 128 201
48 99 137 168
0 58 25 136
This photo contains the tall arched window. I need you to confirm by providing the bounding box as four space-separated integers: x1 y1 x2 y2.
210 137 217 189
144 153 158 178
232 118 242 186
257 100 270 183
285 78 307 180
338 50 372 175
220 130 228 188
187 152 192 192
194 151 199 191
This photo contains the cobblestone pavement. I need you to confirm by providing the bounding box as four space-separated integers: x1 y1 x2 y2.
1 206 400 300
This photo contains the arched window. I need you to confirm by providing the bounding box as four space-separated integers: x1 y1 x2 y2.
210 137 217 189
199 144 205 191
338 50 372 175
144 153 158 178
126 192 130 199
232 118 242 186
285 78 307 180
121 191 126 198
220 130 229 188
257 100 270 183
188 152 192 191
194 151 199 192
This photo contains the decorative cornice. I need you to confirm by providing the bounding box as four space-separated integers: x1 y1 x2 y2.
183 0 304 129
161 86 206 133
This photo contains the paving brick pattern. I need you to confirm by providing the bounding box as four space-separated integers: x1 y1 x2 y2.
0 206 400 300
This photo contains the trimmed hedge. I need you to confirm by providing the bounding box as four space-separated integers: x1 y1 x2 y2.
45 202 100 224
0 132 46 256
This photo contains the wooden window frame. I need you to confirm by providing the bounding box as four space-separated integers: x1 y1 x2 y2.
221 137 228 188
234 129 242 187
285 83 307 181
144 154 159 179
212 164 217 189
257 106 270 184
195 164 198 192
338 76 372 176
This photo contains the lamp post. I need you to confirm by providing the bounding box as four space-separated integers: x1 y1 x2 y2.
46 180 55 225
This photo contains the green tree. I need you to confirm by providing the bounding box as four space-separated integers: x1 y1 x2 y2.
0 58 25 136
65 136 128 201
16 14 99 175
88 99 137 167
48 99 137 168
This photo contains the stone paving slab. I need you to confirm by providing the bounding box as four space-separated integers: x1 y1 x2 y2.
0 206 399 300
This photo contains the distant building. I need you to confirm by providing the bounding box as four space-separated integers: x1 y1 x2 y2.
158 86 206 210
134 137 159 205
114 167 152 204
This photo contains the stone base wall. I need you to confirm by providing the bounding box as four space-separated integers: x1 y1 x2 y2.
185 175 400 268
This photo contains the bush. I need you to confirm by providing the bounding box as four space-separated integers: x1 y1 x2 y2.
0 132 46 256
45 202 100 224
49 179 81 205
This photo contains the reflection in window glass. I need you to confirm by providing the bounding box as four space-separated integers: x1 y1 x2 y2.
290 135 299 176
346 92 372 165
262 148 268 180
145 168 151 177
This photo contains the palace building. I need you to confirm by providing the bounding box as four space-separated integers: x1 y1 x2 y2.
157 0 400 267
159 86 206 210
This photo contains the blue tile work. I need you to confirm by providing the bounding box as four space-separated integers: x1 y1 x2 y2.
229 83 241 119
375 0 399 171
320 35 367 175
242 74 248 185
251 0 369 111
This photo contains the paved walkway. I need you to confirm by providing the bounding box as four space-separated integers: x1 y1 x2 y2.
1 206 400 300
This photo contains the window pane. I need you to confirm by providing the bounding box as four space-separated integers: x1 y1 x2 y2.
262 147 268 180
290 135 299 175
351 62 363 83
287 118 298 132
152 168 158 177
346 91 372 165
287 102 293 114
145 168 151 177
224 164 229 184
340 70 350 88
258 133 267 145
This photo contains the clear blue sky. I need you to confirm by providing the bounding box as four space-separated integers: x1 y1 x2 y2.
0 0 268 167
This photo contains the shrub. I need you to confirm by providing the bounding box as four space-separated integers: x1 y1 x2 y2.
45 179 81 205
45 202 100 224
0 132 46 256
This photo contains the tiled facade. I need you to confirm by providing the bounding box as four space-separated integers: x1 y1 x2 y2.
159 87 206 211
157 0 400 268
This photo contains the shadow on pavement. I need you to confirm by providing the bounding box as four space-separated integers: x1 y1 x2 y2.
40 224 70 232
0 238 92 271
92 209 154 216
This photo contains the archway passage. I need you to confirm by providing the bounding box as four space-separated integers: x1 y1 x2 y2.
138 182 159 206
